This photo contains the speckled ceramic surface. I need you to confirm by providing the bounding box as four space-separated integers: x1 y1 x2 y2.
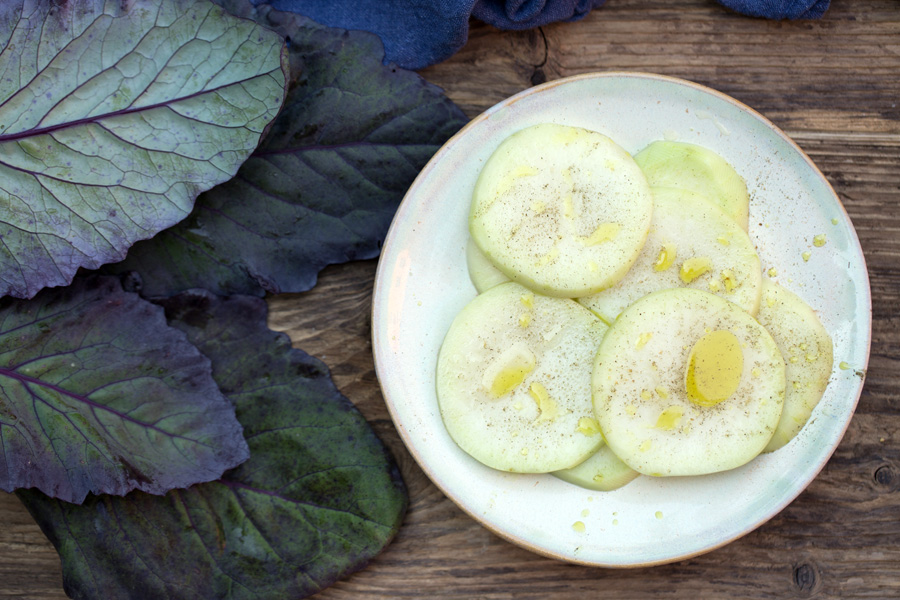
371 72 871 566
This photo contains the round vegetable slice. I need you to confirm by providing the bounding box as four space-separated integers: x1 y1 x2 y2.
756 280 834 452
553 443 640 491
469 123 653 297
437 282 607 472
466 237 510 293
592 288 785 477
578 187 762 323
633 140 749 231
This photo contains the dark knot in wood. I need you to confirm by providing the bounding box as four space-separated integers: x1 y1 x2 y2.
792 562 821 597
874 464 895 488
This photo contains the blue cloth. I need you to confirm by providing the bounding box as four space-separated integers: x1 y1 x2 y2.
256 0 830 70
718 0 830 20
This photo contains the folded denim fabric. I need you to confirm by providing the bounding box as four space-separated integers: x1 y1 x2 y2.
718 0 830 20
254 0 830 70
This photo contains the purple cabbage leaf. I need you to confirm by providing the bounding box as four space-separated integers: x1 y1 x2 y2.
0 276 249 503
103 1 469 297
19 290 407 599
0 0 289 299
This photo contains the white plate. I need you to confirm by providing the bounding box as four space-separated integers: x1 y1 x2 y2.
371 72 871 566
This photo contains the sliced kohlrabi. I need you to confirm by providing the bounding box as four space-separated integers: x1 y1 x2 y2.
633 141 749 231
469 123 653 298
592 288 785 477
436 282 607 473
552 443 640 491
466 237 510 293
578 187 762 324
756 280 834 453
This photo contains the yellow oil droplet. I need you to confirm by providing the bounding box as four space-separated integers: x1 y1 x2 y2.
832 217 839 225
576 417 601 436
790 356 799 364
708 279 722 292
563 194 575 219
497 165 538 196
655 386 669 400
802 251 811 262
636 332 653 349
529 382 559 423
625 404 637 416
653 244 677 272
641 389 652 400
572 521 586 533
520 447 529 456
639 440 652 452
655 511 663 520
813 233 827 247
752 367 761 377
587 260 599 273
582 509 590 517
530 200 547 214
806 353 818 362
800 343 808 351
767 267 778 277
716 235 731 246
839 361 852 370
513 402 523 411
793 381 802 390
680 257 712 283
721 269 737 292
685 330 743 407
655 406 684 431
765 293 776 308
536 246 560 267
518 313 531 328
580 222 620 246
484 344 535 398
520 293 534 308
612 519 619 526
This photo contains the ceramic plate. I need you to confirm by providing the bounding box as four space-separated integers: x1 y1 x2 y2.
371 72 871 566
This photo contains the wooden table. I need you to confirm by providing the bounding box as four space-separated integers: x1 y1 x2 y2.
2 0 898 597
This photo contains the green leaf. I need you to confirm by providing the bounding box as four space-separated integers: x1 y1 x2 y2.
0 0 288 299
19 291 407 599
0 276 249 503
103 1 469 297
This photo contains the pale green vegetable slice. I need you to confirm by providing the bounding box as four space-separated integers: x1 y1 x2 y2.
466 237 510 293
553 443 640 491
437 282 607 473
578 187 762 323
633 141 749 231
469 123 653 298
757 281 834 452
592 288 785 477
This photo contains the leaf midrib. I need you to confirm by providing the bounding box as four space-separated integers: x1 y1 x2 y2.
0 366 214 448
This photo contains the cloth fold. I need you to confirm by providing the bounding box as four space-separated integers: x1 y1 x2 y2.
254 0 831 70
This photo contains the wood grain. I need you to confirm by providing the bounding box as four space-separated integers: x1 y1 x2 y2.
2 0 898 598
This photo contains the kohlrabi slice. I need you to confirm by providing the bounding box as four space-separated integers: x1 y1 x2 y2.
756 280 834 453
436 282 607 473
469 123 653 298
592 288 785 477
578 187 762 323
466 237 510 293
633 141 749 231
553 443 640 491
